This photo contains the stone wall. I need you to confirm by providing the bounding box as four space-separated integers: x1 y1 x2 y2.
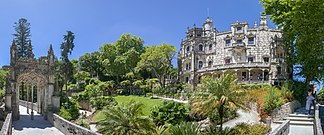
269 120 290 135
270 101 301 122
48 113 100 135
318 105 324 135
0 113 12 135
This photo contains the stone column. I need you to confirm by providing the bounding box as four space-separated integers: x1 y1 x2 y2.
37 86 41 113
262 69 265 83
248 69 251 84
31 85 34 120
27 85 29 114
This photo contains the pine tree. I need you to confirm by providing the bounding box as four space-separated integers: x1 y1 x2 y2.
13 18 32 58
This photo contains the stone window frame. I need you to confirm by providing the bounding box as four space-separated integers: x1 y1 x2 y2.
198 44 204 51
209 44 212 50
208 61 212 68
224 35 232 46
198 61 204 69
262 56 270 63
224 57 231 64
186 46 190 53
247 33 256 45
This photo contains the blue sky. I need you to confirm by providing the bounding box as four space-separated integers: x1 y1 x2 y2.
0 0 270 66
1 0 322 91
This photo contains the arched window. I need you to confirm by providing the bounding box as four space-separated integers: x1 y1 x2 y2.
198 45 203 51
208 61 212 68
209 44 212 50
186 46 190 52
198 61 203 69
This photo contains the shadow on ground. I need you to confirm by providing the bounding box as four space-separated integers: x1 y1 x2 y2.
13 114 52 131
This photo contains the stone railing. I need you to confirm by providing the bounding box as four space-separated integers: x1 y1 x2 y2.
19 100 38 112
0 113 12 135
315 105 324 135
198 62 270 73
48 113 100 135
269 120 290 135
271 101 301 122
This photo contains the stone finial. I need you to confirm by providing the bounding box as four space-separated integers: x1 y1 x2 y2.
254 21 258 27
27 40 34 59
10 40 17 64
260 15 268 30
48 44 55 65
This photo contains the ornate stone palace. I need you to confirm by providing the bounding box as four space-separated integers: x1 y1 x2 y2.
178 15 290 89
5 41 60 120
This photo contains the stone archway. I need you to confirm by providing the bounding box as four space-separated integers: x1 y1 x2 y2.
5 42 60 121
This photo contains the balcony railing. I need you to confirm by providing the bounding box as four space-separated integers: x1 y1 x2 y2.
197 62 270 72
232 42 245 48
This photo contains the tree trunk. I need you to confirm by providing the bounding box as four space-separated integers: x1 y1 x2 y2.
65 78 69 108
219 105 224 135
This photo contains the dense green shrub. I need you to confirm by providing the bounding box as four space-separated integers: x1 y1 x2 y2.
229 123 270 135
90 96 117 110
208 108 237 124
150 101 189 126
59 107 72 120
239 83 271 90
317 88 324 104
264 88 284 114
59 98 80 120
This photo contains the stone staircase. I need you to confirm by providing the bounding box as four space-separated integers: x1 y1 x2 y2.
274 107 315 135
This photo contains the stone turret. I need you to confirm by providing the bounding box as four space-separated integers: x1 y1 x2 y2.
47 44 55 66
259 15 268 30
10 40 17 65
26 41 35 59
203 17 214 35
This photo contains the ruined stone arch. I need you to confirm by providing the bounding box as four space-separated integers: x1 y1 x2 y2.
5 42 59 121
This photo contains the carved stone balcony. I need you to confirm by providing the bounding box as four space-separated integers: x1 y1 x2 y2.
197 62 270 73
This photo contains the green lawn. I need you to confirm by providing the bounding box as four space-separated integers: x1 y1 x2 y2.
92 95 164 122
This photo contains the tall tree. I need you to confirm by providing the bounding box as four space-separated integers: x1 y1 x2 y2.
60 31 75 105
13 18 32 58
100 34 144 82
136 43 176 88
262 0 324 86
79 51 103 78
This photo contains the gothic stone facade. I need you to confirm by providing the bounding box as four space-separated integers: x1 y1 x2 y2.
178 15 289 89
5 41 60 120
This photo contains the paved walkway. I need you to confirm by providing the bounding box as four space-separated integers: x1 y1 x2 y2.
223 109 259 128
152 96 189 104
12 105 64 135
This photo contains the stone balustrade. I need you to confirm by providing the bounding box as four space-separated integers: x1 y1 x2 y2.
270 101 301 122
315 105 324 135
0 113 12 135
48 113 100 135
269 120 290 135
19 100 38 112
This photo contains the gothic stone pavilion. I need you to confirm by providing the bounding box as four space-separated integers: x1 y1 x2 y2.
178 15 291 89
5 41 60 120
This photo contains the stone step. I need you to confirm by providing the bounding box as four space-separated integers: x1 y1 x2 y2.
289 114 314 118
284 117 314 122
274 120 314 126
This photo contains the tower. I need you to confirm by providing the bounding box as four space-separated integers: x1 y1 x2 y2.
203 17 214 36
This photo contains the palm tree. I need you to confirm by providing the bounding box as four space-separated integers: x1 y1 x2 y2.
96 101 154 135
191 74 246 134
